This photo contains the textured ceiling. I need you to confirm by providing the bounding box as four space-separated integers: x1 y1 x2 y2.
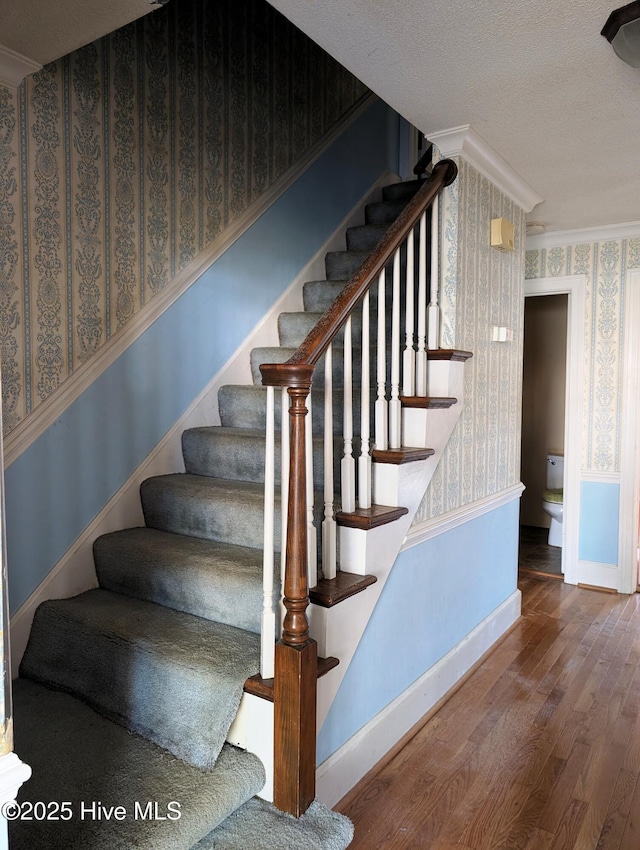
2 0 638 233
0 0 155 67
266 0 640 234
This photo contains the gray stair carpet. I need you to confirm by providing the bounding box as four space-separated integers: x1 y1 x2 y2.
14 176 426 849
10 679 265 850
20 589 260 770
194 797 354 849
94 527 265 633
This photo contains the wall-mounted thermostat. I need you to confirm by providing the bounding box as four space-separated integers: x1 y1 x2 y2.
490 217 514 252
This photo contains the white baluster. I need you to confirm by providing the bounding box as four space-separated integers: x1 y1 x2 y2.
261 386 276 679
415 210 428 395
341 317 356 513
375 269 388 449
279 386 289 632
428 194 440 350
322 346 337 579
402 228 416 397
389 247 402 449
358 291 372 509
306 392 317 590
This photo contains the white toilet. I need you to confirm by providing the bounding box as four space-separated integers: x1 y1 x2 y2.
542 453 564 547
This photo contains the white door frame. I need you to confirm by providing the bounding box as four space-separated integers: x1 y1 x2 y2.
618 268 640 594
524 275 586 586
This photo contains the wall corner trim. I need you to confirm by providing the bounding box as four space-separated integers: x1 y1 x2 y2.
427 124 543 213
403 483 525 551
0 44 41 89
316 588 522 808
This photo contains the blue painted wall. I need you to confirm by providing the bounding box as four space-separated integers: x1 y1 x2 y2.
6 99 400 614
579 480 620 564
317 498 520 763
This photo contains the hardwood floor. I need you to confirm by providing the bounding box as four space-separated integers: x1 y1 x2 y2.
337 575 640 849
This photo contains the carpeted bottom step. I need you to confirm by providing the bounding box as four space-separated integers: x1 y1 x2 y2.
20 589 260 770
10 679 266 850
194 797 354 850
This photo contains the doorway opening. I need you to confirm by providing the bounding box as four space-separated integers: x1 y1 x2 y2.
520 294 568 579
520 276 586 586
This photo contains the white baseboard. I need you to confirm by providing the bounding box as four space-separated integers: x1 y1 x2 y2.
316 588 522 808
9 169 398 672
577 560 618 590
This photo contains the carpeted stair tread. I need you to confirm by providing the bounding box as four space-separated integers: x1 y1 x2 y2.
141 474 277 550
278 308 395 348
20 589 260 770
182 425 342 488
303 279 348 313
364 198 408 225
325 249 369 280
218 384 372 433
10 679 265 850
345 222 389 252
194 797 354 850
94 527 265 633
382 178 425 202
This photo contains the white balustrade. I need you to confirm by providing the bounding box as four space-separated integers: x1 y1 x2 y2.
358 292 372 509
261 385 276 679
415 210 428 395
402 229 416 397
375 269 388 450
389 247 402 449
427 195 440 350
341 318 356 513
322 347 337 578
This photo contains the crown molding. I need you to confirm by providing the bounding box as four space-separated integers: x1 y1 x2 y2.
526 220 640 250
0 44 41 89
427 124 543 213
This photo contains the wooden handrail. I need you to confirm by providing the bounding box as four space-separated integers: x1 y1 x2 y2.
260 157 457 817
260 158 457 387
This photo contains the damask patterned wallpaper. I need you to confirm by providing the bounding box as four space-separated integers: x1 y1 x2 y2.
525 239 640 473
416 160 526 523
0 0 367 434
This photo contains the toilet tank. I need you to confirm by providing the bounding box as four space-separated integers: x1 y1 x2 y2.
546 453 564 489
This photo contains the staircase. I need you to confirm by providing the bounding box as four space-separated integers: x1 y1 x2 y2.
10 161 467 848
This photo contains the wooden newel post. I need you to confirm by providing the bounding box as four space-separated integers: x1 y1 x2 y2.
273 376 317 817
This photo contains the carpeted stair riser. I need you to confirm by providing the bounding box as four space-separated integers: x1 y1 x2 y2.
141 474 324 552
182 426 344 489
11 679 265 850
364 198 410 225
345 222 389 251
278 310 395 349
382 179 425 202
325 249 370 280
94 527 266 634
218 384 373 434
20 589 260 770
141 475 271 551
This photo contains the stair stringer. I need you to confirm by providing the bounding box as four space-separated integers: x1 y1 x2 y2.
312 358 467 732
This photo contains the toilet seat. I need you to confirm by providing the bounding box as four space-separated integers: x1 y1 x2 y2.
542 488 563 504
